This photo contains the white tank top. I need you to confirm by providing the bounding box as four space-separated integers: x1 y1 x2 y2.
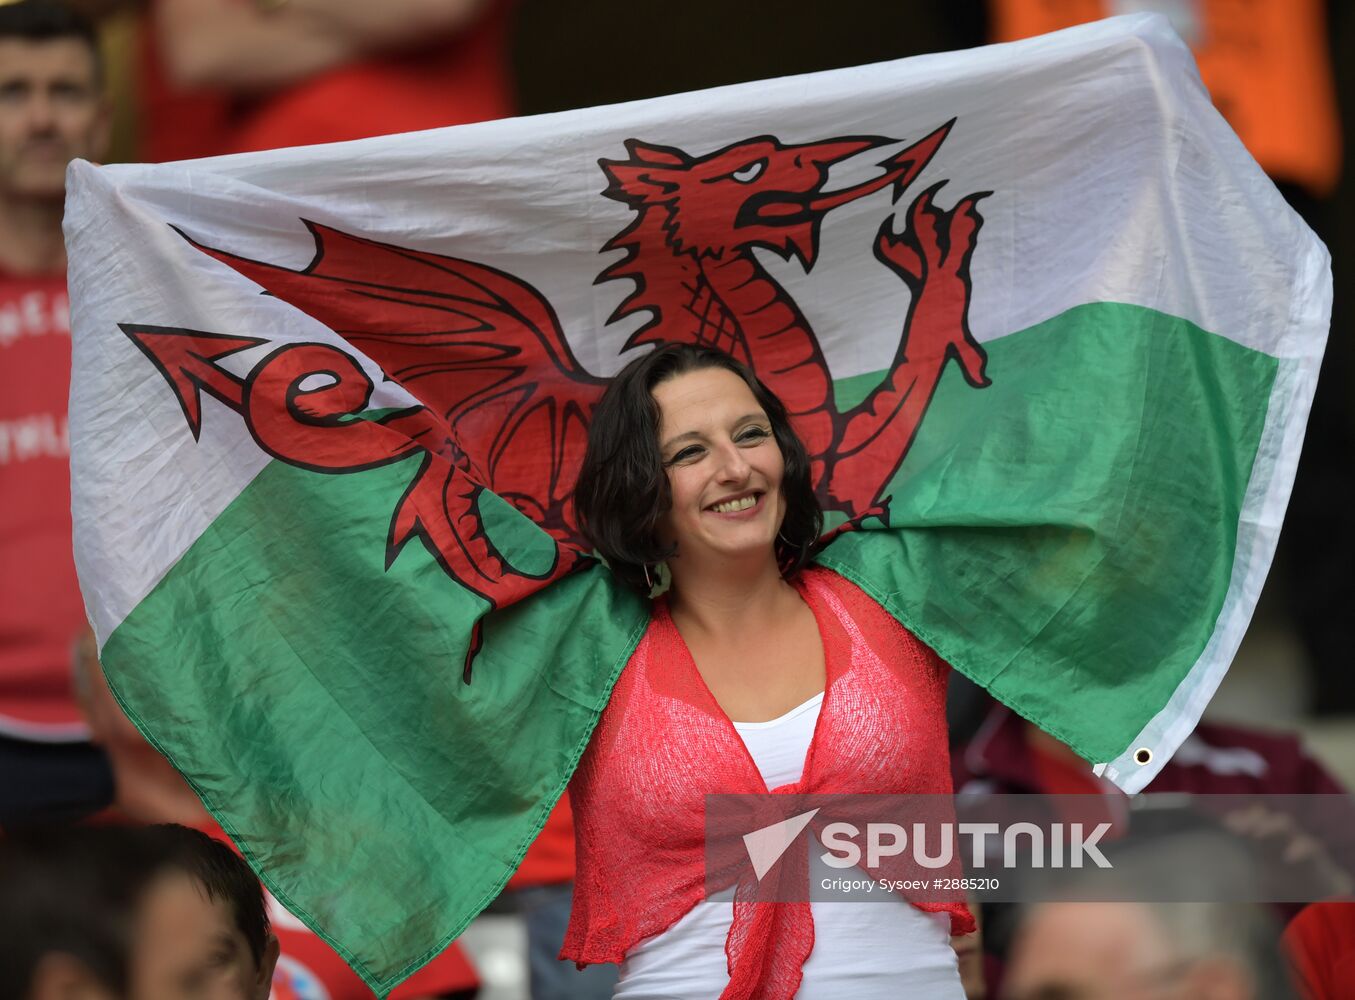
612 694 965 999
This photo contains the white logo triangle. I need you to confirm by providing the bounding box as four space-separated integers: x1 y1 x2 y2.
742 807 820 880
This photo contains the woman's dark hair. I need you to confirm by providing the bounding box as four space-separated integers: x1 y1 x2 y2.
574 343 823 596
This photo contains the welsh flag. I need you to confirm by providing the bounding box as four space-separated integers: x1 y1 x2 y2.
66 15 1328 994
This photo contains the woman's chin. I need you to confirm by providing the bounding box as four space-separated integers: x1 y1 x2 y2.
691 531 780 565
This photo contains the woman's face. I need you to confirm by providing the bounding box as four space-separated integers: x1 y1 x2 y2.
653 366 785 567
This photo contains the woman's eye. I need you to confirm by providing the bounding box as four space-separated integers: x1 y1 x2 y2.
738 427 770 443
667 446 704 464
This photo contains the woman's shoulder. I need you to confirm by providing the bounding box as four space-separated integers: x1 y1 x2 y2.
792 563 885 625
794 562 868 604
797 563 945 662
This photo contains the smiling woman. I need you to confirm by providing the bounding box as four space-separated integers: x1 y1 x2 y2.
566 343 972 1000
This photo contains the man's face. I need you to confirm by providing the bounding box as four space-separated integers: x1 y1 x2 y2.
130 872 276 1000
1004 902 1190 1000
0 37 106 199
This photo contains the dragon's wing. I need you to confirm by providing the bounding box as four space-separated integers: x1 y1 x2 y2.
185 223 605 539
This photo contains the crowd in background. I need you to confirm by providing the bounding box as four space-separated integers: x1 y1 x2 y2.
0 1 1352 997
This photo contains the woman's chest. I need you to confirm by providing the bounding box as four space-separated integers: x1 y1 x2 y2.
572 573 953 828
684 610 827 725
596 655 945 801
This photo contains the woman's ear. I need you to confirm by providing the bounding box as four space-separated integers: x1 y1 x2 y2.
252 933 281 1000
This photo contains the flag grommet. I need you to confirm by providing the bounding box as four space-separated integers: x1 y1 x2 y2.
1134 747 1153 766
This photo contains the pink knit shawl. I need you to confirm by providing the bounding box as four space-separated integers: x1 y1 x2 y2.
562 566 974 999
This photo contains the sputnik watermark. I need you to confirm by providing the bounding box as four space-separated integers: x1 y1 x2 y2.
743 810 1110 879
818 819 1112 869
705 793 1355 904
820 875 1001 894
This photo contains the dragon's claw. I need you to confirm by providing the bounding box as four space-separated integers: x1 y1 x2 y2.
875 219 924 283
908 185 945 251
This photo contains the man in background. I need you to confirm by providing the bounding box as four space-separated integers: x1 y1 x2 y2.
1004 830 1297 1000
0 825 158 1000
0 0 112 826
1 823 282 1000
136 824 281 1000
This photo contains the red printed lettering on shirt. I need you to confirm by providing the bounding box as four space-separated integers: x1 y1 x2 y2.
0 288 69 348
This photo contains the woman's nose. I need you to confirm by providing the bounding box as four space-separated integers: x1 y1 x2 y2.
713 440 751 481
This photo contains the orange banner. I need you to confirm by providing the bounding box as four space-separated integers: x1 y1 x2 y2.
991 0 1342 195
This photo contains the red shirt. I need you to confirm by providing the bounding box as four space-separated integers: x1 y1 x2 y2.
506 797 575 890
1285 900 1355 1000
0 271 89 740
140 2 514 162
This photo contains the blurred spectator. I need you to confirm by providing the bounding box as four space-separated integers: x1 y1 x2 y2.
137 824 279 1000
0 0 114 827
1004 831 1296 1000
1283 899 1355 1000
952 895 988 999
74 638 479 999
953 703 1355 890
954 703 1351 800
139 0 514 160
953 701 1355 887
954 700 1355 994
2 822 292 1000
0 824 162 1000
957 702 1355 891
1007 900 1286 1000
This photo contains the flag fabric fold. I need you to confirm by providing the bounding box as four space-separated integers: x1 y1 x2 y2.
65 14 1328 992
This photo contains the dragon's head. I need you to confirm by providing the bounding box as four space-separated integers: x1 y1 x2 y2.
600 121 952 268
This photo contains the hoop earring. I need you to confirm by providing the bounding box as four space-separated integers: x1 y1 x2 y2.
645 561 672 598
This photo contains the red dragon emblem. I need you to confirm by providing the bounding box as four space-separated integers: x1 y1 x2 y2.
124 120 990 673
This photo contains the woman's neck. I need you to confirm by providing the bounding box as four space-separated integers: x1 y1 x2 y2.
666 552 800 641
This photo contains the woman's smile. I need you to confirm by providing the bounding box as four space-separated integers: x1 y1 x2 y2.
705 490 764 516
